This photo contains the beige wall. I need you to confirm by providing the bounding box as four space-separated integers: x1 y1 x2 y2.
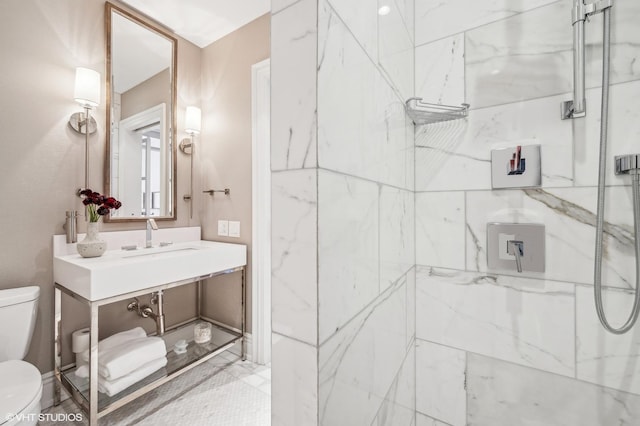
121 68 171 119
0 0 202 372
199 15 270 331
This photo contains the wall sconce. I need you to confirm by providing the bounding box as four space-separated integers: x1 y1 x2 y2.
69 67 100 192
179 106 201 218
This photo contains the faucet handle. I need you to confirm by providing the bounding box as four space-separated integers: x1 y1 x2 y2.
147 218 158 230
507 240 524 273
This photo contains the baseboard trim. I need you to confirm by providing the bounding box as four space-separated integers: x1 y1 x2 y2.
41 371 69 410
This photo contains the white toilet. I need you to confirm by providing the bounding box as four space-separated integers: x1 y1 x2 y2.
0 287 43 426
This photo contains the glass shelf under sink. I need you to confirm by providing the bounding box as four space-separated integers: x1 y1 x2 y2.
59 320 242 416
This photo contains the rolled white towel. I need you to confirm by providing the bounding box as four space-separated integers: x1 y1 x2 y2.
98 357 167 397
98 336 166 380
80 327 147 363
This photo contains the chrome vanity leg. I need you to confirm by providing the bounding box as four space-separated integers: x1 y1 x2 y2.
89 304 99 426
241 267 246 361
53 286 62 406
196 280 202 319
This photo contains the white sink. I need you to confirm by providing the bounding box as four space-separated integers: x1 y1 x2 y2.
53 240 247 301
121 247 198 258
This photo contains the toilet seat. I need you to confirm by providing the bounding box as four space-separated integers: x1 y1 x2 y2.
0 360 42 426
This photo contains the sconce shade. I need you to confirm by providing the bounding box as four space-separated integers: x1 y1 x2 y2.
185 106 201 135
74 67 100 108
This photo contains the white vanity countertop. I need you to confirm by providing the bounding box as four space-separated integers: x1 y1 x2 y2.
53 227 246 301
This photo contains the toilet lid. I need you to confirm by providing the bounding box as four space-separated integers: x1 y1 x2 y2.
0 360 42 422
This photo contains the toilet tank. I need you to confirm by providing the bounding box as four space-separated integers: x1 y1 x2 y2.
0 286 39 362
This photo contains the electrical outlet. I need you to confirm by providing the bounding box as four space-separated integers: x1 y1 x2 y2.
228 221 240 238
217 220 229 237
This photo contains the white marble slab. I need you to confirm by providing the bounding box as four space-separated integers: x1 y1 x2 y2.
318 170 379 343
271 0 317 171
326 0 378 61
271 0 302 14
416 340 466 426
318 0 412 190
378 0 414 101
272 333 318 426
467 353 640 425
415 92 573 192
466 0 640 109
373 347 415 426
575 79 640 187
380 186 415 291
465 187 637 290
416 267 575 377
271 170 318 345
319 278 408 426
576 285 640 396
415 0 558 46
416 413 449 426
415 191 465 270
392 0 414 43
406 268 416 349
415 34 464 105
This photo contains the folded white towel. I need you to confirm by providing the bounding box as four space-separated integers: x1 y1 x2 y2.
80 327 147 363
99 336 166 380
98 357 167 397
75 336 166 380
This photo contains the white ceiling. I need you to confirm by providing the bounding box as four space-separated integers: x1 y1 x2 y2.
120 0 271 48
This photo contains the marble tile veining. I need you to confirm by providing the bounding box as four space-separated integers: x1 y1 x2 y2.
319 277 409 426
415 34 464 105
380 186 415 291
465 187 637 289
467 353 640 425
272 333 318 426
466 0 640 109
576 285 640 396
416 340 466 426
378 0 414 101
415 0 559 46
415 191 465 270
373 347 415 426
271 170 318 345
318 0 413 190
415 92 573 192
271 0 318 171
416 267 575 377
318 170 379 342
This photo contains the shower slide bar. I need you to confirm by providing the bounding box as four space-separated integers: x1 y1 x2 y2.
561 0 612 120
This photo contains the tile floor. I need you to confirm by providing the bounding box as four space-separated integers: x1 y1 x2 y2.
41 351 271 426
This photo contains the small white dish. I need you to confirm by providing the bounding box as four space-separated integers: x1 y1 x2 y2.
174 339 188 354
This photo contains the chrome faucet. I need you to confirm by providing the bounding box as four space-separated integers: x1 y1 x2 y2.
146 218 158 248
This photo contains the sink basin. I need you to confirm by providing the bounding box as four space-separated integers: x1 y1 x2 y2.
122 247 198 258
54 240 246 301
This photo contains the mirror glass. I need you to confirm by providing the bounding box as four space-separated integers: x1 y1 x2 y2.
106 2 177 220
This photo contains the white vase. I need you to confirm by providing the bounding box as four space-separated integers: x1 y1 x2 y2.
77 222 107 258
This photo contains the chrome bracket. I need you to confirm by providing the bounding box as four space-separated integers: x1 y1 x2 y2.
615 154 640 175
561 100 586 120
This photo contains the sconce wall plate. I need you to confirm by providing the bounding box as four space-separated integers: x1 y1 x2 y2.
179 138 193 155
69 111 97 134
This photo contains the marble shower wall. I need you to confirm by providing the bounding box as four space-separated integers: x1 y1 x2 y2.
414 0 640 425
317 0 415 424
271 0 415 424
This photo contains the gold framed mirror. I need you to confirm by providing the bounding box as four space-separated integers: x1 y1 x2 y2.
105 2 177 221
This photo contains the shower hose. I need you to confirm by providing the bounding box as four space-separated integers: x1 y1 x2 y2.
594 8 640 334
